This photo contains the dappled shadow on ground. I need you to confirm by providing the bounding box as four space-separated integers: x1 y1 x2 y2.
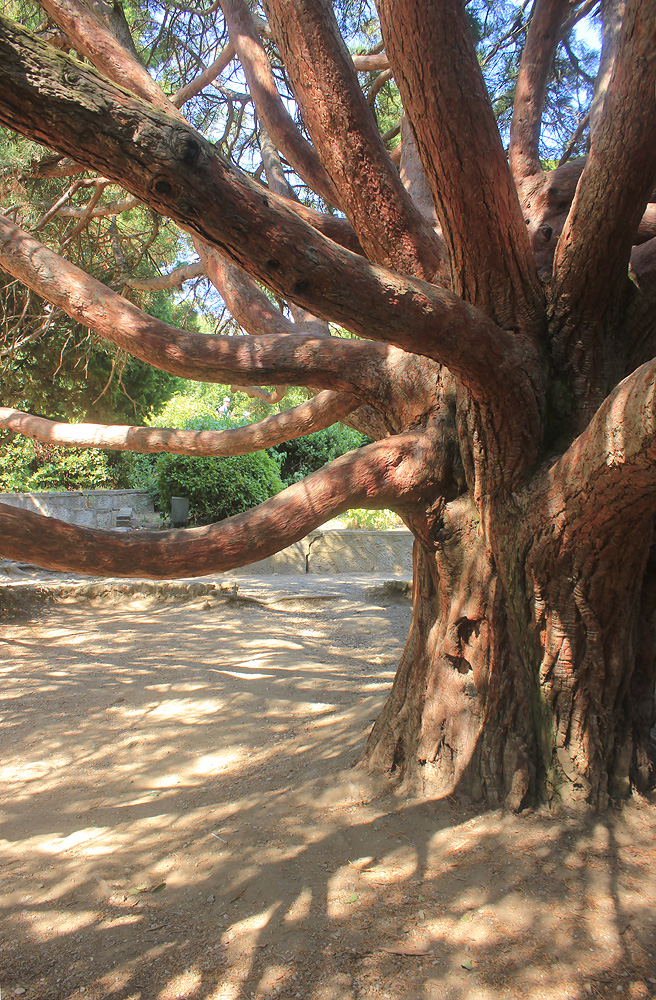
1 590 655 1000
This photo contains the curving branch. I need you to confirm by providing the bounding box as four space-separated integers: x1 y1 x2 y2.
509 0 571 183
0 431 439 578
0 391 357 457
218 0 339 207
377 0 544 340
551 0 656 356
263 0 447 283
173 40 236 107
0 215 385 395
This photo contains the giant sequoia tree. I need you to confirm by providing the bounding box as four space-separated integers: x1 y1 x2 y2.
0 0 654 810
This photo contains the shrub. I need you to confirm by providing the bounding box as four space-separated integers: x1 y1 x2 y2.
157 449 284 524
273 423 370 486
0 434 121 492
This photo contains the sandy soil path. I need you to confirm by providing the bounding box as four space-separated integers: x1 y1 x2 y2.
1 579 655 1000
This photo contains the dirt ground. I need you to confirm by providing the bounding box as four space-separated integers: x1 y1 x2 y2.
1 578 655 1000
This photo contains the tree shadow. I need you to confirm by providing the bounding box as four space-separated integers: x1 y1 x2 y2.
1 589 655 1000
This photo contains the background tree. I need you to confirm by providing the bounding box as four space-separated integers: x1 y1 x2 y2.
0 0 654 810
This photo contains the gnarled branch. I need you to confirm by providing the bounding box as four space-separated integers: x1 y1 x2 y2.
0 431 438 578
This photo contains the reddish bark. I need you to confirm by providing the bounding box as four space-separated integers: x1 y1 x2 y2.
377 0 545 340
550 0 656 419
509 0 571 182
219 0 340 207
263 0 447 283
0 392 357 457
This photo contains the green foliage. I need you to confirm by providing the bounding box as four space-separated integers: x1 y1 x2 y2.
0 433 122 492
146 393 284 523
273 424 370 486
334 508 404 530
157 449 283 525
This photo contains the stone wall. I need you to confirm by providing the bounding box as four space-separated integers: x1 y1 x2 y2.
229 529 413 576
0 489 155 529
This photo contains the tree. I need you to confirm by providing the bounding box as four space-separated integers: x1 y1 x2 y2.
0 0 655 811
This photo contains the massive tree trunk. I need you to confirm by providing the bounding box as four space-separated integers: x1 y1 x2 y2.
0 0 655 810
364 476 656 809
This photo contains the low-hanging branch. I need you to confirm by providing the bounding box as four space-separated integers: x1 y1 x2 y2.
0 431 439 578
0 215 386 396
0 391 357 457
0 19 541 436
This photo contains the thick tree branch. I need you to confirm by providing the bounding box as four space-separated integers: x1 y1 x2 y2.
0 431 440 577
509 0 571 182
377 0 545 341
263 0 447 283
0 215 384 395
551 0 656 346
218 0 340 207
0 391 357 457
0 25 541 428
37 0 179 116
531 358 656 542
